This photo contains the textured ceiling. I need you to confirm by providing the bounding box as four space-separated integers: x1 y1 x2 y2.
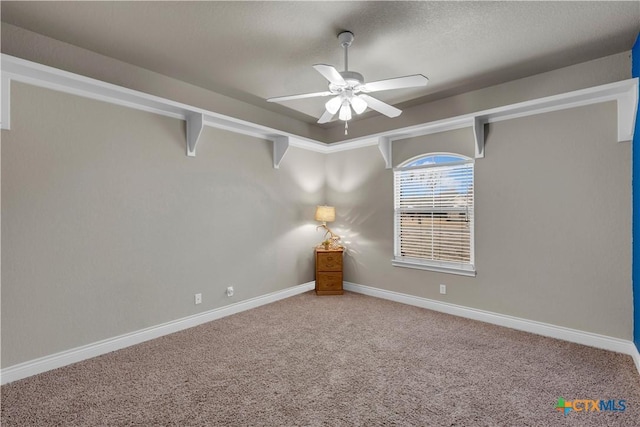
1 1 639 127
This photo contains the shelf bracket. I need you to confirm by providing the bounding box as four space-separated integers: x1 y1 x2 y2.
378 136 392 169
186 112 204 157
273 135 290 169
1 75 10 130
617 83 638 142
473 116 486 159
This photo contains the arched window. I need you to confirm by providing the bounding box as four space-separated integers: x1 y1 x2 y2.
392 153 475 276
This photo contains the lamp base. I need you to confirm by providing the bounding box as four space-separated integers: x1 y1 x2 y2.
316 223 342 249
317 236 342 250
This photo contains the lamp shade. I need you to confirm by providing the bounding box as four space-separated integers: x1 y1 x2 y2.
315 205 336 223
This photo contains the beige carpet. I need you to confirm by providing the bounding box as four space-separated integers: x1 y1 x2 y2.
2 291 639 426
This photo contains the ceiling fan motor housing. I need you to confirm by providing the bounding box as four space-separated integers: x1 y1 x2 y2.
339 71 364 87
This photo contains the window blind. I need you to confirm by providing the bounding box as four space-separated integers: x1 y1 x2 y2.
394 159 474 271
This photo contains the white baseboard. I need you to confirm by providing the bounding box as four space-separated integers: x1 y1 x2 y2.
632 345 640 375
344 282 640 376
4 280 638 384
1 282 315 385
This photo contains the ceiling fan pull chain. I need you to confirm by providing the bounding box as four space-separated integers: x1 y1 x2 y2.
345 121 348 135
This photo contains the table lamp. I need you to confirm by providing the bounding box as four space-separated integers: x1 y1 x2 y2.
315 205 341 249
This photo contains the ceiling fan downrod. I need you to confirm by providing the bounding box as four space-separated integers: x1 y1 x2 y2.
338 31 355 135
338 31 354 72
336 31 363 86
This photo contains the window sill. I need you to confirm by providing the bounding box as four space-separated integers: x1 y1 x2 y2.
391 259 476 277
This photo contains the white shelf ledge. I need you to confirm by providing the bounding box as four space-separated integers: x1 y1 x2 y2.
1 54 636 168
0 54 326 167
325 78 638 157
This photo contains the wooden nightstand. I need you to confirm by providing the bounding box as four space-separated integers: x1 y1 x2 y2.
315 248 344 295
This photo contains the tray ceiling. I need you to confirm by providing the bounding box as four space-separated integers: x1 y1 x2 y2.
1 1 639 128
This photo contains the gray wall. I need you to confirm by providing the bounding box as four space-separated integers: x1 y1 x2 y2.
1 83 325 367
0 30 633 367
327 102 632 339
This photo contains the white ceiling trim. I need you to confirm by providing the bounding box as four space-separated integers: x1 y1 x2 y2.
1 54 637 168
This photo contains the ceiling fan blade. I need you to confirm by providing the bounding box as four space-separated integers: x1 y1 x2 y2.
267 91 333 103
317 109 335 124
361 74 428 93
313 64 347 86
358 94 402 118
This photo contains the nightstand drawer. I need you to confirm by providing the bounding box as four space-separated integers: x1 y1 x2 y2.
316 272 343 290
317 253 343 271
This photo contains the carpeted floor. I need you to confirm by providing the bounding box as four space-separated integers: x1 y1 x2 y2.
2 291 639 426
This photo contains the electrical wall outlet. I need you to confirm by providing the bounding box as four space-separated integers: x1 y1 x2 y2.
194 293 202 304
439 284 446 295
226 286 234 297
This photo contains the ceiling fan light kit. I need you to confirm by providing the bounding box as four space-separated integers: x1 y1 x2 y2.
325 96 342 115
339 102 352 121
350 95 367 115
267 31 429 135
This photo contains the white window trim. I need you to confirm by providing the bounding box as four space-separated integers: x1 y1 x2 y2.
391 258 476 277
393 153 476 277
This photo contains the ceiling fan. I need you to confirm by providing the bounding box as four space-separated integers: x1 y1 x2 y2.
267 31 429 131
